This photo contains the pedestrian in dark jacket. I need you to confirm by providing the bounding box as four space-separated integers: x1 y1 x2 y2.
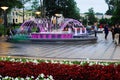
104 24 109 40
111 25 115 41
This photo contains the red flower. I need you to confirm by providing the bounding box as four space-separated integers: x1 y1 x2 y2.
0 61 120 80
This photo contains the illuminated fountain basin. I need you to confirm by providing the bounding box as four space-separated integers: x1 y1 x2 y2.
8 18 97 42
31 32 73 39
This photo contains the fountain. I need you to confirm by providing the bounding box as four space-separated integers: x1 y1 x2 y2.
7 18 97 42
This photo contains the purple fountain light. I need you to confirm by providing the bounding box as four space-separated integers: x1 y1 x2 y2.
19 18 86 39
20 18 53 33
61 18 84 30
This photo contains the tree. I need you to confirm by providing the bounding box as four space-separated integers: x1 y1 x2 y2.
105 0 120 24
105 0 114 15
111 0 120 24
65 0 80 20
0 0 23 15
99 18 110 25
43 0 80 20
39 0 45 18
85 8 97 25
20 0 31 22
31 0 39 10
0 0 31 23
81 17 87 26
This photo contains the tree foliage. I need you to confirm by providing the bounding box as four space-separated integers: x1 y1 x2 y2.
111 0 120 24
99 18 110 25
0 0 23 15
31 0 39 10
105 0 120 24
105 0 114 15
85 8 97 25
44 0 80 20
0 0 31 16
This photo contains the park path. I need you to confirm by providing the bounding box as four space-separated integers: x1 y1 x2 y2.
0 32 120 61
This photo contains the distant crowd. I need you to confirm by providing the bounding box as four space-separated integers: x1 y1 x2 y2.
110 24 120 45
87 22 120 46
96 23 120 46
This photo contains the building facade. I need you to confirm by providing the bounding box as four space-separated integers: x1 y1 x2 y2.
8 8 33 24
80 13 112 20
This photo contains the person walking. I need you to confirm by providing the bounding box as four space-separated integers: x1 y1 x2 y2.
111 25 115 41
104 24 109 40
92 22 98 37
114 24 120 45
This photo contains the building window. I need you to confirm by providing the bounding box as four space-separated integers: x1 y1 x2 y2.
13 19 15 23
13 12 14 16
16 19 18 22
16 12 18 16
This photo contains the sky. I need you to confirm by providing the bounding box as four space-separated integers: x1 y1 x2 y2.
75 0 108 14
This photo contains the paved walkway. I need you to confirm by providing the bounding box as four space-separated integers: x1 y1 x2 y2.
0 32 120 61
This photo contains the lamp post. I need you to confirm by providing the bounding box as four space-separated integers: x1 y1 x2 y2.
35 11 41 18
1 6 8 36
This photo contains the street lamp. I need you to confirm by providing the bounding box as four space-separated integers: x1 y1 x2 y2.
55 14 60 17
1 6 8 36
35 11 41 18
1 6 8 11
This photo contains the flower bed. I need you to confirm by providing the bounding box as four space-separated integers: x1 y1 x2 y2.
0 57 120 80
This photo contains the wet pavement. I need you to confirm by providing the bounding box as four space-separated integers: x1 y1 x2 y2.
0 32 120 61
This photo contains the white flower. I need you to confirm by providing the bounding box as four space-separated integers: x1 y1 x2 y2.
49 75 54 80
80 61 83 65
40 73 44 78
33 59 39 64
105 63 109 66
14 78 19 80
95 61 98 64
21 78 25 80
7 56 11 58
60 61 63 64
69 61 73 65
35 78 39 80
4 76 9 79
26 76 30 80
11 77 14 80
89 62 94 66
51 60 54 63
31 76 34 78
0 75 2 78
45 60 49 63
10 58 16 61
45 78 50 80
